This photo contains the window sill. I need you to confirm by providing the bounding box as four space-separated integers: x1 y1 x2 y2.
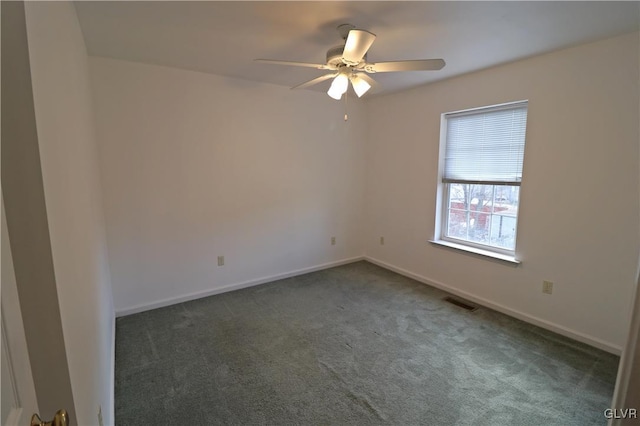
429 239 521 265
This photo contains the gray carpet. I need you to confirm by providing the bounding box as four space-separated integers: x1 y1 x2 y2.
115 261 619 425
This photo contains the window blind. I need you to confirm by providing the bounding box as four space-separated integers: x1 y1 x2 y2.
443 102 528 185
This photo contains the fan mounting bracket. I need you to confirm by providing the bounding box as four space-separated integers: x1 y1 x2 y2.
337 23 355 40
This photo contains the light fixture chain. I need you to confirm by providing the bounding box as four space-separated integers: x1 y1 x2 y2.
344 86 348 121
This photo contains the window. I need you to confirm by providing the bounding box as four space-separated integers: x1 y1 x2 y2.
436 101 528 258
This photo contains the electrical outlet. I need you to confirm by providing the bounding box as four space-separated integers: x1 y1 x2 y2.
542 280 553 294
98 405 104 426
217 256 224 266
380 236 385 245
331 237 336 246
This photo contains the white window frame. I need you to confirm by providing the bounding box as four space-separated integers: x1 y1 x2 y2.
432 100 528 263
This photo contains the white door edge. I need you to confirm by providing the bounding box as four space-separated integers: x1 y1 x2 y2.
1 196 39 426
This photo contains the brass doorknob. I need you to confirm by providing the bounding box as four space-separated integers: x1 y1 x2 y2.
30 409 69 426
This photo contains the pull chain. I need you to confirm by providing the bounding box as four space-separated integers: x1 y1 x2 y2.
344 88 348 121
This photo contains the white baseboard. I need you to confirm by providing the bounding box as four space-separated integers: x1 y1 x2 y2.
114 254 621 355
109 313 115 426
115 256 365 317
365 256 622 355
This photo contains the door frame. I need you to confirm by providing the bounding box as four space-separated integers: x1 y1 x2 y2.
1 197 39 426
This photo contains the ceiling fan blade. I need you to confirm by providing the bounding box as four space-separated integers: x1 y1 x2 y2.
255 59 331 70
342 29 376 65
365 59 446 73
291 73 337 90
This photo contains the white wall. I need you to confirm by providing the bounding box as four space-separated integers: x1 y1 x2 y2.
89 57 366 314
364 32 639 353
24 2 115 425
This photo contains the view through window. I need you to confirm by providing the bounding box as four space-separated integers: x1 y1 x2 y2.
445 183 519 250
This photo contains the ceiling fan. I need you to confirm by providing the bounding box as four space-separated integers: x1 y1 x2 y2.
255 24 446 100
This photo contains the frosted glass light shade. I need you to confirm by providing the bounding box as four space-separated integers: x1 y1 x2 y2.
327 74 349 100
351 76 371 97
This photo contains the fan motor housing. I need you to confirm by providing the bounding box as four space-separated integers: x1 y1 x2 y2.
327 45 366 68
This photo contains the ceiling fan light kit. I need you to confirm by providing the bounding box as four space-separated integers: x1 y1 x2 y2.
255 23 445 102
326 71 371 100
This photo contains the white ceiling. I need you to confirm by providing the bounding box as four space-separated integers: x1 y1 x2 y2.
74 1 640 97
